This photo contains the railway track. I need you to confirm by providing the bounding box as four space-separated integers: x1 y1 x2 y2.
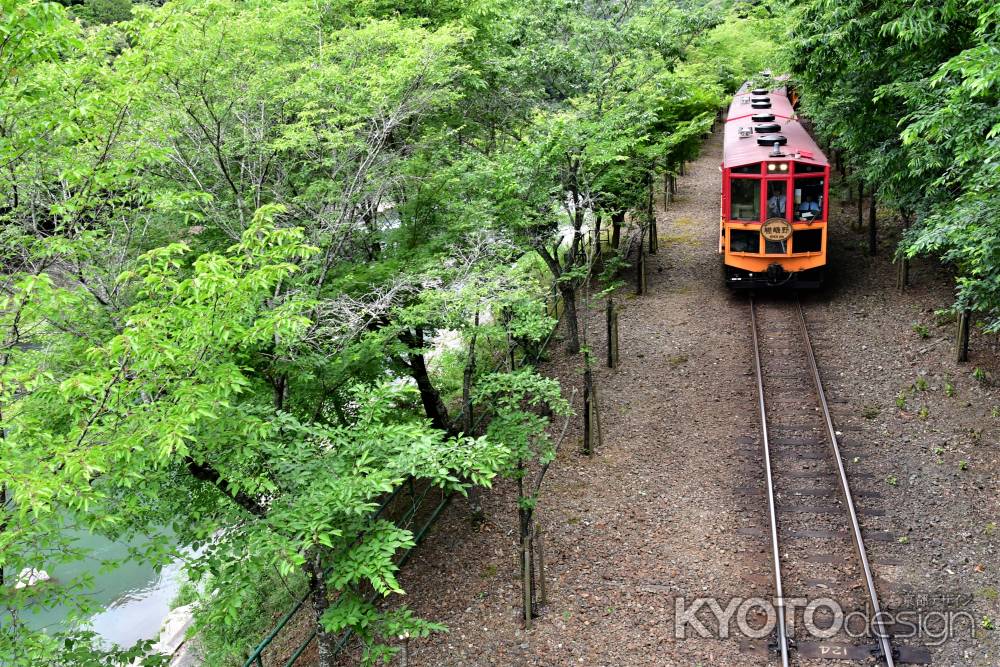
746 296 929 666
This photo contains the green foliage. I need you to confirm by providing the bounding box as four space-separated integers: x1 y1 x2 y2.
70 0 132 24
475 368 570 475
172 571 306 667
789 0 1000 330
682 3 786 94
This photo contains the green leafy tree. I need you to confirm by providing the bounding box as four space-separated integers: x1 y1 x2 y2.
0 212 510 665
789 0 1000 329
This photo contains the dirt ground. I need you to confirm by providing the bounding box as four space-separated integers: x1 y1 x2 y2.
331 125 1000 666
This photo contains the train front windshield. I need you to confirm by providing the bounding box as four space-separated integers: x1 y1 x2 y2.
794 176 824 221
727 162 826 223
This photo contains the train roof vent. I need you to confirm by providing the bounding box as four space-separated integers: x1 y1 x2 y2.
751 96 769 103
751 101 772 109
756 134 787 146
754 123 782 133
751 113 775 122
751 88 769 96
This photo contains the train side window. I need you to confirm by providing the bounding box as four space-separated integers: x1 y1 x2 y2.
730 178 760 221
793 177 824 220
730 229 760 253
793 229 822 253
732 163 760 174
765 239 787 254
795 162 824 173
767 181 787 219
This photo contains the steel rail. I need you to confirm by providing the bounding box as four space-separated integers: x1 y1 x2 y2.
795 299 896 666
749 296 791 667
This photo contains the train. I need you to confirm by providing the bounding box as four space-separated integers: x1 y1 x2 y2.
720 80 830 288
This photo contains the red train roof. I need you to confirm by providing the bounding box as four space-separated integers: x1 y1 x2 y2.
723 87 828 169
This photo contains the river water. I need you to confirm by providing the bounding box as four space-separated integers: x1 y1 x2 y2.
21 529 182 649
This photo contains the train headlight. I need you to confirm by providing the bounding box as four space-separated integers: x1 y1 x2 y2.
767 163 776 172
779 163 788 172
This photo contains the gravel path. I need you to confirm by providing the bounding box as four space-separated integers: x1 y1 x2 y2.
331 122 1000 666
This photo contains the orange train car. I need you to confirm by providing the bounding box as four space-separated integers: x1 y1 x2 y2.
720 81 830 288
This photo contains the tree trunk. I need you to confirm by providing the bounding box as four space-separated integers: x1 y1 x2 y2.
516 471 535 627
186 459 266 516
593 214 603 263
868 194 877 256
307 553 337 667
272 373 286 411
403 328 453 434
610 210 624 249
559 284 580 354
330 394 349 426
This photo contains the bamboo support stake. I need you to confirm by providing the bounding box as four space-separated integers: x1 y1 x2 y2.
592 382 603 451
583 372 602 455
636 227 647 295
647 174 658 255
898 211 911 290
399 635 410 667
606 299 619 368
957 309 971 363
535 524 547 605
582 367 593 455
522 536 533 629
